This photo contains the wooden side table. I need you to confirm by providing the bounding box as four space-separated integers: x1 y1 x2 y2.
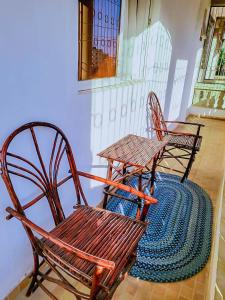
98 134 168 215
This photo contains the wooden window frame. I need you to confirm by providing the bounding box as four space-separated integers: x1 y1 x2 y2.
78 0 122 81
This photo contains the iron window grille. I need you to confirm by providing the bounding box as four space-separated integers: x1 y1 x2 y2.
78 0 122 81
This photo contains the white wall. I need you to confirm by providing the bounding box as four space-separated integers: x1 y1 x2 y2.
0 0 209 298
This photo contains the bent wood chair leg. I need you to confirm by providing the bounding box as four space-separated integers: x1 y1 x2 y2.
150 154 159 195
27 256 87 300
90 266 104 300
102 187 109 209
136 173 142 219
36 279 58 300
181 150 196 183
26 250 39 297
103 160 113 209
99 251 137 300
161 146 196 183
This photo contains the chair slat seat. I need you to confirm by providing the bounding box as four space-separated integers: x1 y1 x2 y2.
167 134 202 151
42 205 147 289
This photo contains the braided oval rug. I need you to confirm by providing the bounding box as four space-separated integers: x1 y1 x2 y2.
106 172 213 282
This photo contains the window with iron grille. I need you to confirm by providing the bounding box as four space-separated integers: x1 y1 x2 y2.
78 0 122 81
215 18 225 77
199 7 225 80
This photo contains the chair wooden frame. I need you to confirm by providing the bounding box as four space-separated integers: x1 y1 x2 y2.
148 92 204 182
0 122 157 300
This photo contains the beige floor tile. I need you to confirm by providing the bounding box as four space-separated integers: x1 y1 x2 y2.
193 292 205 300
134 288 152 300
164 288 180 300
166 282 182 294
7 286 20 300
179 285 194 299
152 284 167 295
183 278 196 289
178 296 189 300
150 293 166 300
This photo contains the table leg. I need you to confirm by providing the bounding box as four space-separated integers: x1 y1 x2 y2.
136 172 142 219
150 154 159 195
122 163 126 184
137 171 151 222
103 159 113 209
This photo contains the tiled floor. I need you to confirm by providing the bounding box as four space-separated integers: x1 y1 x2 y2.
13 117 225 300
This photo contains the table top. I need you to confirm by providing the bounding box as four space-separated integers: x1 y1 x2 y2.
98 134 168 168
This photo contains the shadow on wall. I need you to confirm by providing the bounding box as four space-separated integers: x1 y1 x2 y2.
89 21 172 178
88 0 205 190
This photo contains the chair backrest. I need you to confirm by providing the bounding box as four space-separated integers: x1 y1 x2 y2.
148 91 168 140
1 122 87 226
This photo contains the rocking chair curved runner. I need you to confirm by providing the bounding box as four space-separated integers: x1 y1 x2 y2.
1 122 157 300
148 92 204 182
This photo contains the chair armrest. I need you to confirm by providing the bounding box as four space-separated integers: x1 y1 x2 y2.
6 207 115 270
164 120 204 136
77 171 157 205
164 120 204 127
148 127 198 138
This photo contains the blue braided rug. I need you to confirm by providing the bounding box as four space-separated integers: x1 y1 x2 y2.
106 172 213 282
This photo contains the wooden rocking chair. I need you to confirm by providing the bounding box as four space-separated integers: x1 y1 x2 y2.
0 122 157 300
148 92 204 182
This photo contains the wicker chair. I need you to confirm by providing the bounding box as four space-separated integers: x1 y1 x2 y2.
148 92 204 182
0 122 157 300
